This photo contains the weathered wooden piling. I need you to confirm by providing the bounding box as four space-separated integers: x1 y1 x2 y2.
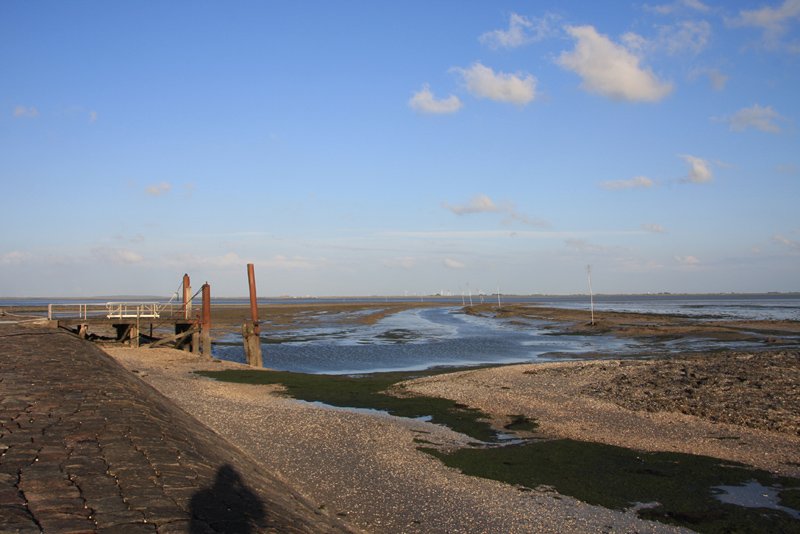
182 273 192 320
178 273 197 352
201 283 212 357
243 263 263 368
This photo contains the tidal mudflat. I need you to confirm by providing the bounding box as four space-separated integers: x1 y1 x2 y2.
211 299 798 374
104 299 799 532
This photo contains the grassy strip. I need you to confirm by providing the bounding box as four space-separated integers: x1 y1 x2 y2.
195 368 497 442
424 439 800 533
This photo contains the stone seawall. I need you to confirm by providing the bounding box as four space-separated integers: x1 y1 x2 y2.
0 324 352 533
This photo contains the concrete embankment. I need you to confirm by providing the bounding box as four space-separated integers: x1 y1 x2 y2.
0 323 352 533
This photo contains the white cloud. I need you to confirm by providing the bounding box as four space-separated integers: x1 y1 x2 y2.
13 105 39 118
706 69 729 90
642 223 666 233
621 32 649 51
557 25 673 102
658 20 711 54
680 154 713 183
623 21 710 56
443 194 548 227
0 251 30 265
453 63 536 105
773 234 800 252
145 182 172 196
385 229 642 240
564 238 616 255
262 255 317 269
683 0 710 11
505 211 549 228
674 255 700 265
443 258 465 269
444 194 501 215
479 13 559 49
600 176 655 190
166 252 317 270
165 252 241 269
729 0 800 48
691 67 729 90
383 257 417 270
646 0 710 15
724 104 785 133
92 247 144 265
408 84 463 115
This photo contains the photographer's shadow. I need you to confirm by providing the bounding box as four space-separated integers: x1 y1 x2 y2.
190 464 266 534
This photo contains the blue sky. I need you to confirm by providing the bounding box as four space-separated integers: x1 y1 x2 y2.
1 1 798 297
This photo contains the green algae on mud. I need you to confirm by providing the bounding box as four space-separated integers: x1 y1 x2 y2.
423 439 800 533
195 367 498 442
196 365 800 532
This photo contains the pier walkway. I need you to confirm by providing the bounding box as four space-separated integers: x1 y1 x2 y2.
0 323 350 533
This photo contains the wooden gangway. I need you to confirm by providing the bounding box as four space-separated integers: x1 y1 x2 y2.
47 301 179 321
46 300 198 350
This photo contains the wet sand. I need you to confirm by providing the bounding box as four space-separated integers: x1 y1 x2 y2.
210 301 448 333
467 302 800 342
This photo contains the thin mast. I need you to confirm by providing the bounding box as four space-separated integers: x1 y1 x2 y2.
587 265 595 326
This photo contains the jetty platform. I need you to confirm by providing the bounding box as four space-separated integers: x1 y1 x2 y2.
0 322 350 533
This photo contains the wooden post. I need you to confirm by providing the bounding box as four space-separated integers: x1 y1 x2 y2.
243 264 263 367
201 282 212 357
242 322 263 368
191 330 200 355
130 323 140 348
247 264 260 335
183 273 192 320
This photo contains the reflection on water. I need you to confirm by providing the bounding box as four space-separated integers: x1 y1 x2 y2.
213 307 775 374
713 480 800 519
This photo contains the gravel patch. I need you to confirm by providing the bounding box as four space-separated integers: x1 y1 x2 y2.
586 351 799 435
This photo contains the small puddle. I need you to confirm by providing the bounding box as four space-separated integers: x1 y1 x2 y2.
298 400 434 424
713 480 800 519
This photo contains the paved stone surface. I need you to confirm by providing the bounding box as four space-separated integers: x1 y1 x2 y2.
0 324 352 533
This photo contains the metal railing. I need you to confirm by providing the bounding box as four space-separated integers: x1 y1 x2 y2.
47 302 182 321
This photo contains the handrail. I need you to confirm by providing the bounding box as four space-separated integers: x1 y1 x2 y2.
47 301 182 321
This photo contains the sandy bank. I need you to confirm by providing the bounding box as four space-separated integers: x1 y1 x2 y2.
403 351 800 477
466 303 800 342
102 346 687 533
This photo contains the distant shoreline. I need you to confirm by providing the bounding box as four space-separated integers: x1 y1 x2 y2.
2 291 800 301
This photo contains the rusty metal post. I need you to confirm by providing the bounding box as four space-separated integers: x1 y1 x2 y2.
201 282 211 357
244 264 263 367
183 273 192 320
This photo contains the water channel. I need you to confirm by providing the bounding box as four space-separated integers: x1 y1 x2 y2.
213 306 777 374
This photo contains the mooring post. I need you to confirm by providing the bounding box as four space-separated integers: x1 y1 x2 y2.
201 282 211 357
131 323 140 348
243 264 264 367
183 273 192 320
247 264 260 336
